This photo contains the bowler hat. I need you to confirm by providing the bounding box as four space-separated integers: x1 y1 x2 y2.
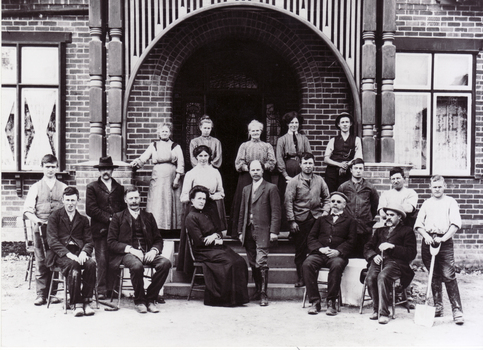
93 156 118 168
334 112 353 128
330 191 349 203
382 204 406 219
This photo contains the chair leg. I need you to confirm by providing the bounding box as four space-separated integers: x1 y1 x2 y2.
359 281 367 314
187 266 198 301
302 287 307 308
63 274 68 314
46 270 56 309
117 268 124 309
392 282 396 319
403 288 410 313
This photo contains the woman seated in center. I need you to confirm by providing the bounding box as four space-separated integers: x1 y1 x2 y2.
184 185 249 307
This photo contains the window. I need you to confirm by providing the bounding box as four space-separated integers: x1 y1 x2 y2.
394 53 473 176
2 39 65 171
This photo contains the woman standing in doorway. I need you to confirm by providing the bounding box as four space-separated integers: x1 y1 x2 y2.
189 116 222 169
130 122 185 231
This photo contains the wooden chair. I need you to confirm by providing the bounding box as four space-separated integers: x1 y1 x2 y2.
302 267 342 311
187 236 205 301
22 217 35 289
111 264 154 308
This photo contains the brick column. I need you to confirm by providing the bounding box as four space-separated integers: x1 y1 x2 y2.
88 0 106 161
380 0 396 162
361 0 377 162
107 0 123 161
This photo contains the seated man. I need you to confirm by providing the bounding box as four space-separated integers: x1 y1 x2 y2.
302 191 357 316
108 185 172 313
363 204 416 324
46 186 96 317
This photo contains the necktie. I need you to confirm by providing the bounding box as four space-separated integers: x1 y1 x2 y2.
293 133 298 154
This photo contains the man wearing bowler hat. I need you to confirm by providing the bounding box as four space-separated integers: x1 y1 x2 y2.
363 203 416 324
86 156 126 299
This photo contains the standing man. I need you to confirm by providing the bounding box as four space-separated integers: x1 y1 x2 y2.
238 160 281 306
23 154 67 306
324 112 363 193
46 187 97 317
338 158 379 258
284 152 331 287
86 156 126 300
363 204 416 324
378 167 418 227
415 175 464 325
302 192 357 316
108 185 172 313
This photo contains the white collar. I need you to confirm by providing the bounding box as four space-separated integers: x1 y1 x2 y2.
128 208 140 219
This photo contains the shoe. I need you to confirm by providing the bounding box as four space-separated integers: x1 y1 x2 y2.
308 302 321 315
147 302 160 313
435 307 443 317
453 310 464 325
73 303 85 317
259 268 269 307
369 311 378 320
135 303 148 314
378 315 390 324
294 280 305 288
83 303 95 316
157 297 166 304
260 292 268 307
50 296 61 304
326 300 337 316
34 296 46 306
98 293 107 300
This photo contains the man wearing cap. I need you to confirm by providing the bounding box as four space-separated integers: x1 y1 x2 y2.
338 158 379 258
363 204 416 324
324 112 363 193
86 156 126 299
302 191 357 316
378 167 419 227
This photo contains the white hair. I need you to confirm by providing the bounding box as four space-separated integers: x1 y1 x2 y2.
248 119 264 132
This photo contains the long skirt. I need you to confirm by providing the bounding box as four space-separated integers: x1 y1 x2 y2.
146 163 182 230
195 246 249 307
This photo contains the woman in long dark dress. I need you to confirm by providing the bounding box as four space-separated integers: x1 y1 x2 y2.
184 185 249 307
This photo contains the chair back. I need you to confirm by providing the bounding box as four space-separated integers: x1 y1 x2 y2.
22 215 34 252
186 235 197 262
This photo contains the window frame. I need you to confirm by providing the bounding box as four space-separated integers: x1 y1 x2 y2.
1 32 70 172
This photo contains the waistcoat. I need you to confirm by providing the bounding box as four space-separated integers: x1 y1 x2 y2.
35 180 65 220
331 135 356 162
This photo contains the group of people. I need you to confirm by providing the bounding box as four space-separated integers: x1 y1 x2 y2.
23 111 464 326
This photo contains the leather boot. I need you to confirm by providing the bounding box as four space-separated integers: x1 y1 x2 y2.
326 299 337 316
250 267 262 301
445 280 464 325
295 264 305 287
260 268 269 307
432 281 444 317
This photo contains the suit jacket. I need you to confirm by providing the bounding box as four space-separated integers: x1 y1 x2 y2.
363 223 417 288
238 180 281 248
107 208 164 269
46 207 93 267
86 177 126 239
307 211 357 259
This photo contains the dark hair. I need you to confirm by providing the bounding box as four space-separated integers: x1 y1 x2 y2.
41 154 58 166
124 185 139 197
389 167 404 178
282 111 303 130
300 152 315 162
335 112 354 129
193 145 213 163
189 185 210 201
63 186 79 198
350 158 364 168
249 159 265 172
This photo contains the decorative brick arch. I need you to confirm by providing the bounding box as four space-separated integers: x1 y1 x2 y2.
125 7 355 170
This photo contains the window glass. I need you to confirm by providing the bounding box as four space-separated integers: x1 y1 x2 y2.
434 54 472 90
1 88 17 170
394 93 430 173
21 47 59 84
395 53 431 89
1 46 17 84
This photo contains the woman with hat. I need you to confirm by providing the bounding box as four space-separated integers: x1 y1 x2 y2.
324 112 362 193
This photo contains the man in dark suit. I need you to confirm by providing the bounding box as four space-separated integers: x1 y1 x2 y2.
302 191 357 316
108 185 172 314
46 186 96 317
86 156 126 300
364 203 416 324
238 160 281 307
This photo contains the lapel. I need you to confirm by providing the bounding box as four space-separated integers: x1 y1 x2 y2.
60 208 72 234
123 209 133 228
387 223 402 241
252 180 265 204
70 211 82 234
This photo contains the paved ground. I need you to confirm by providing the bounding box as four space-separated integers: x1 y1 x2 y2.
2 255 483 349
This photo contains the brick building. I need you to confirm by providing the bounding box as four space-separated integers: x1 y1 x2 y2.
2 0 482 265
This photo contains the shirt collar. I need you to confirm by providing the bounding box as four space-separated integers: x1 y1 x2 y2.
128 208 140 219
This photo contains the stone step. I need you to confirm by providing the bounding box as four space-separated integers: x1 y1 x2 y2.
164 282 312 301
173 252 295 268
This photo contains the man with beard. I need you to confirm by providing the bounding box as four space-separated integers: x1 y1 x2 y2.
363 203 416 324
338 158 379 257
302 192 357 316
86 156 126 300
284 152 331 287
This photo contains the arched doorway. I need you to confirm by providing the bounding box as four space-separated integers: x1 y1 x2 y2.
173 37 299 209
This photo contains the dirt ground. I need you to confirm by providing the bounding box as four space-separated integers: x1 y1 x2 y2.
1 254 483 349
